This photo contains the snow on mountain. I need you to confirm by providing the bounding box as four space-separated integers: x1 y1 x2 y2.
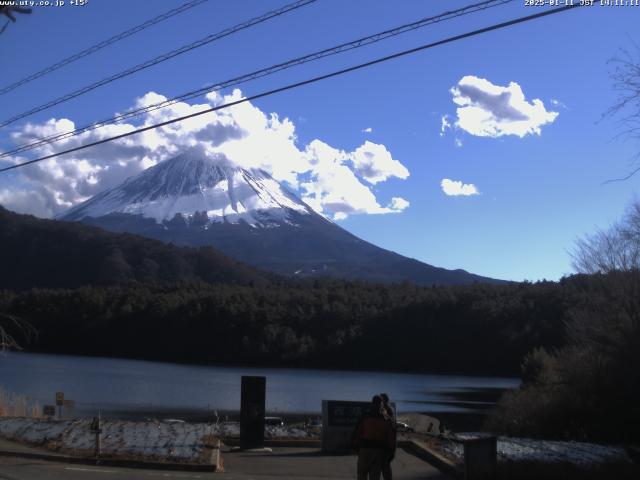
60 151 313 227
58 150 502 286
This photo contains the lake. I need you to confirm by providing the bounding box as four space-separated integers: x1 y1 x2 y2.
0 352 519 417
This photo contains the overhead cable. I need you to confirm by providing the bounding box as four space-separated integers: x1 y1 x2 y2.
1 0 513 159
0 0 210 97
0 0 318 128
0 3 583 174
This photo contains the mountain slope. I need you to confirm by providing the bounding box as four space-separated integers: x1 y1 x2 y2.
60 151 500 286
0 206 269 290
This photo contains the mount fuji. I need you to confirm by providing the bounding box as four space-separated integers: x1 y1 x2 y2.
60 151 498 285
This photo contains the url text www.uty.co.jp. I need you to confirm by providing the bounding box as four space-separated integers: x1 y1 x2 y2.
1 1 88 7
525 0 640 6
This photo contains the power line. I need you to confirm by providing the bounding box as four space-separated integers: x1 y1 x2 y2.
0 3 583 175
1 0 512 158
0 0 318 128
0 19 9 36
1 0 514 159
0 0 210 97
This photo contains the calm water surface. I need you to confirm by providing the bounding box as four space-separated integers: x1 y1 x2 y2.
1 352 519 416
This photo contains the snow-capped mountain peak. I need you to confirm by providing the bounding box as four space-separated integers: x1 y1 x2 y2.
60 151 313 227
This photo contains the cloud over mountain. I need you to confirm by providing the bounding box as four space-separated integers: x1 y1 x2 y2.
299 140 409 220
0 89 409 221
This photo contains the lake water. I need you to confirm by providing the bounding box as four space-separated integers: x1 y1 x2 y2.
0 352 519 416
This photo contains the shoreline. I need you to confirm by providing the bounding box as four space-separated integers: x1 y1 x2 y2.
2 351 517 434
10 349 523 378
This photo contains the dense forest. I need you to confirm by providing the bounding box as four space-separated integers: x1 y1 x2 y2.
487 271 640 443
0 275 604 375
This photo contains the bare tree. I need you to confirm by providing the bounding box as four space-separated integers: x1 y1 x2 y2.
0 313 36 351
605 43 640 181
572 200 640 273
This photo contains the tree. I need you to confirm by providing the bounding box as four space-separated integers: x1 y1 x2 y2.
571 200 640 273
606 43 640 180
0 313 35 351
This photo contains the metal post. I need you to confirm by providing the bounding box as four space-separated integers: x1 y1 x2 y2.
96 410 101 457
463 436 497 480
91 411 102 457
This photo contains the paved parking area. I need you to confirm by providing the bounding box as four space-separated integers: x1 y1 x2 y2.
0 438 450 479
221 446 450 479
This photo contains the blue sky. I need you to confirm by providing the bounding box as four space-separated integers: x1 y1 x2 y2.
0 0 639 282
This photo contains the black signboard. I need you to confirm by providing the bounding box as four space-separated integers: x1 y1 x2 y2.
43 405 56 416
240 376 266 450
326 400 376 427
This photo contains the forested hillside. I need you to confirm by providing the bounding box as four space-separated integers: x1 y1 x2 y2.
0 207 270 289
0 275 602 376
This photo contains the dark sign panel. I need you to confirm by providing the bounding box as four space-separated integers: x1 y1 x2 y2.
240 376 266 450
43 405 56 416
326 400 376 427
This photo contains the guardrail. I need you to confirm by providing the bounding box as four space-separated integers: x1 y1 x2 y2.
406 432 497 480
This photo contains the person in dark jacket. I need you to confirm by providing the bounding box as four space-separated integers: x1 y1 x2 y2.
379 393 396 480
353 395 396 480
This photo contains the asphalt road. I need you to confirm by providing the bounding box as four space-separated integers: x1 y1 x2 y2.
0 457 207 480
0 447 450 480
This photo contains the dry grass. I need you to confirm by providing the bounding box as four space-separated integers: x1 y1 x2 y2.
0 387 41 418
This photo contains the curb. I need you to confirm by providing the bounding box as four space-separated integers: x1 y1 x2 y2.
0 446 220 472
399 439 462 478
223 438 321 449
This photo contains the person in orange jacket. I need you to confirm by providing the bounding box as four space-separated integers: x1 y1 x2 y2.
353 395 396 480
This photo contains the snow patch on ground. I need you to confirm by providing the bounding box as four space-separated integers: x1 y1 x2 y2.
214 422 313 439
441 433 631 467
0 418 216 463
0 417 314 462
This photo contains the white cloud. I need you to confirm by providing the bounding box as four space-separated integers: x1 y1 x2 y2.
550 98 567 109
440 115 451 136
388 197 410 211
0 90 410 222
349 141 409 185
441 178 480 196
454 138 463 148
362 127 372 133
299 140 409 220
450 76 558 138
0 188 54 218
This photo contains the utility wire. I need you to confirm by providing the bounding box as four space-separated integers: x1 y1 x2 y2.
1 0 514 159
0 3 583 174
0 19 9 36
0 0 318 128
0 0 210 97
